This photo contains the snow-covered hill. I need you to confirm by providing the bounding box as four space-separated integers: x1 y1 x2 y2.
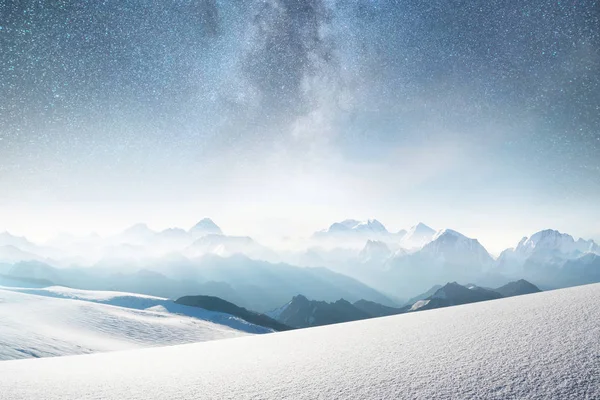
0 286 271 360
1 283 599 399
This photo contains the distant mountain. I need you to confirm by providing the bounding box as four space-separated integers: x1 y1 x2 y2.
403 284 442 306
189 218 223 238
396 229 408 237
494 279 541 297
311 219 395 248
0 273 55 288
0 245 43 263
321 219 388 235
516 229 591 257
270 279 544 328
387 229 494 297
410 282 503 311
176 295 291 331
119 223 156 245
499 230 599 267
2 255 395 313
556 253 600 288
184 255 396 312
267 295 406 328
353 299 405 317
0 232 56 260
358 240 392 264
2 261 64 285
496 230 600 288
267 295 373 328
0 232 38 252
422 229 494 267
184 234 274 260
399 223 435 249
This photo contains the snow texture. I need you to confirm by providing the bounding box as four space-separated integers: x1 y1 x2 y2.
0 286 271 360
1 283 599 399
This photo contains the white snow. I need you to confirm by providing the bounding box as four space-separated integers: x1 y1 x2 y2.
0 286 271 360
409 299 430 311
1 283 599 399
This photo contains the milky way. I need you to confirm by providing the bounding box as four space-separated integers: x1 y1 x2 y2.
0 0 599 242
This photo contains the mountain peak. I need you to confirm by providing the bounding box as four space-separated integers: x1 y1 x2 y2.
494 279 541 297
328 220 360 232
327 219 387 233
516 229 576 255
359 240 392 263
409 223 435 234
291 294 309 302
431 228 466 241
400 223 436 248
420 229 493 267
354 219 388 233
189 218 223 237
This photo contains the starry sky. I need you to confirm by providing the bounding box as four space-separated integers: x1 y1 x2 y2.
1 0 599 251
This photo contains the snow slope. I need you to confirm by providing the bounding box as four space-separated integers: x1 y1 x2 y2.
1 283 599 399
0 286 271 360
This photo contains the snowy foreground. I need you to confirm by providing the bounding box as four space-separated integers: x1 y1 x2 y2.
0 286 271 360
1 284 599 399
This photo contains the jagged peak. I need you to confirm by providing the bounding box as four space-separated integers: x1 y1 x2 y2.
407 223 435 234
189 217 223 236
291 294 309 303
325 219 387 233
191 218 220 229
431 228 469 241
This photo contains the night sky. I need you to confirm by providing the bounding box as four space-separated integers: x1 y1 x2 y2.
0 0 599 248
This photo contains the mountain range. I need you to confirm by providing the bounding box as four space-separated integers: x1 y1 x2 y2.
0 255 395 313
266 280 541 328
1 218 598 304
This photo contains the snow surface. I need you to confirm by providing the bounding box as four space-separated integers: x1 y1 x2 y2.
0 286 271 360
1 283 599 399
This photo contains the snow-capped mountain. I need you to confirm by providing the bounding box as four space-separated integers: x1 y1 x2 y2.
312 219 393 245
509 229 599 260
184 234 274 260
515 229 578 256
323 219 388 235
358 240 392 263
421 229 494 267
384 228 495 297
496 230 600 286
576 238 600 254
399 223 436 249
189 218 223 238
